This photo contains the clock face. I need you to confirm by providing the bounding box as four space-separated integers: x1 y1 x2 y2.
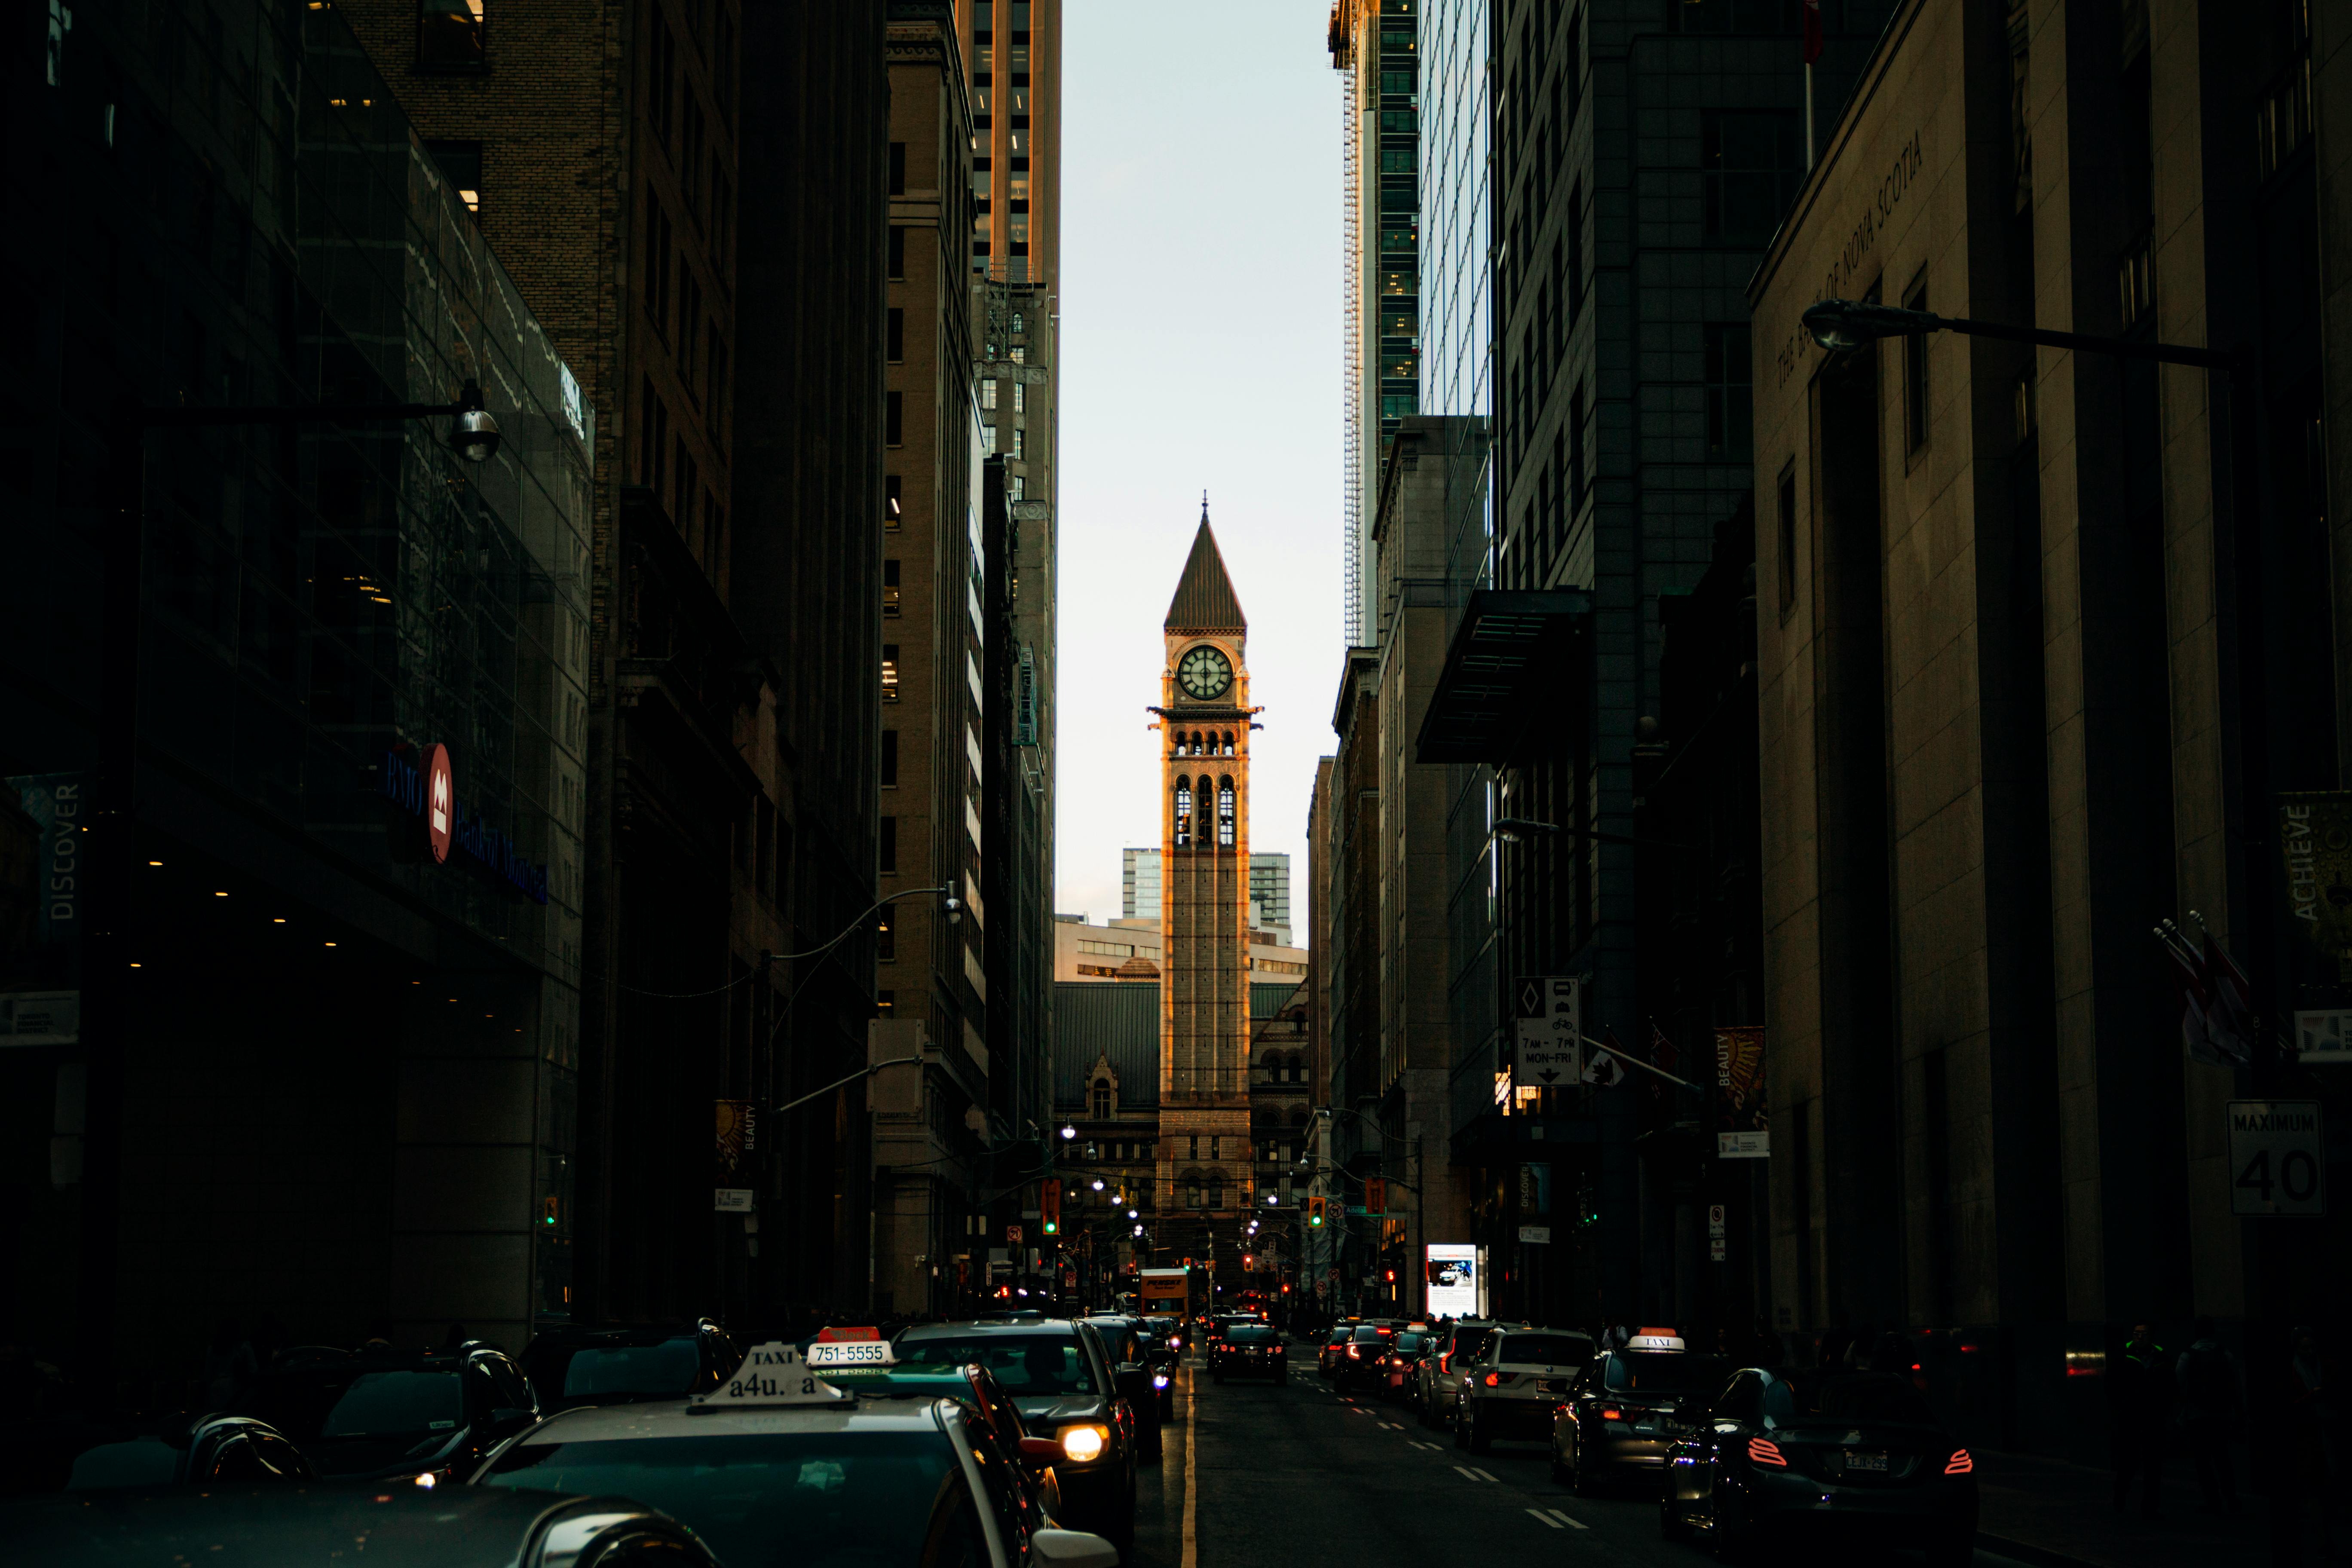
1177 644 1234 701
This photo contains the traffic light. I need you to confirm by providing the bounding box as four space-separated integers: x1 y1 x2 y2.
1308 1195 1326 1228
1364 1178 1387 1216
1243 1254 1254 1270
1041 1179 1061 1236
1384 1268 1397 1284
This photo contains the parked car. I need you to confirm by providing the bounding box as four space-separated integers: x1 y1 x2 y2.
1661 1367 1976 1567
1379 1329 1435 1403
1317 1326 1356 1379
1081 1314 1165 1459
1454 1326 1594 1452
1332 1323 1397 1394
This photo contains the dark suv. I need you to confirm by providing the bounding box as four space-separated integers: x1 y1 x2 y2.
246 1341 537 1485
518 1318 741 1414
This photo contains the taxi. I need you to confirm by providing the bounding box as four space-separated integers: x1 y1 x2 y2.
1551 1329 1732 1493
472 1341 1121 1568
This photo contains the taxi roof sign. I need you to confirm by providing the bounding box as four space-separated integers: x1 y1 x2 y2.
804 1338 897 1381
690 1342 851 1410
1627 1326 1686 1351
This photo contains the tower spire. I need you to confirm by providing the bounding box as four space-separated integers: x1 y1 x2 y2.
1200 490 1210 525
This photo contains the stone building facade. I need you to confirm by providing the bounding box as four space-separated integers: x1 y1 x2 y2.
1750 0 2352 1451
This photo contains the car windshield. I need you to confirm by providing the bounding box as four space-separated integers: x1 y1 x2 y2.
894 1335 1096 1395
1601 1353 1730 1393
556 1339 704 1399
1769 1374 1941 1427
1226 1326 1279 1345
1450 1327 1493 1358
1393 1332 1432 1352
1351 1326 1390 1344
257 1367 466 1443
1494 1334 1589 1368
482 1433 952 1566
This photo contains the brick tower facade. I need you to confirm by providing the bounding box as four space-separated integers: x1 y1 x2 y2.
1155 510 1255 1259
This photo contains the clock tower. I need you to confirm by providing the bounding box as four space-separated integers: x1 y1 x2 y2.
1156 505 1255 1248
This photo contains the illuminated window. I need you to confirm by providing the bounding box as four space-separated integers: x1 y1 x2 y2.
882 643 900 702
1217 779 1236 847
418 0 485 68
1174 781 1193 847
426 141 483 212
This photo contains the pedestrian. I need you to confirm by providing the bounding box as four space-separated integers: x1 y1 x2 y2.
2177 1315 2243 1516
2110 1324 2169 1518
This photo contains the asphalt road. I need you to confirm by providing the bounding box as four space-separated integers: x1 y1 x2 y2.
1121 1353 2040 1568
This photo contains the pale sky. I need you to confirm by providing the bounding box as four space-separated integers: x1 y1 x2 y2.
1054 0 1344 927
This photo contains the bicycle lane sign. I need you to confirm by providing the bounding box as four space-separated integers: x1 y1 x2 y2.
2227 1101 2325 1217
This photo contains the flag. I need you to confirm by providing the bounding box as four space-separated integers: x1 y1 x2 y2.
1648 1024 1679 1104
1803 0 1824 64
2155 917 2251 1069
1584 1031 1628 1087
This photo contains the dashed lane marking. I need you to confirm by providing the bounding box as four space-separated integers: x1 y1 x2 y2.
1467 1467 1498 1482
1544 1509 1588 1531
1408 1441 1442 1452
1527 1510 1564 1529
1377 1422 1403 1430
1452 1466 1493 1482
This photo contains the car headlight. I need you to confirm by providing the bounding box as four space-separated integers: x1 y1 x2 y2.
1060 1424 1109 1464
1153 1374 1170 1389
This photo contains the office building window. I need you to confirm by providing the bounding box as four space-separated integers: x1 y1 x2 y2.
886 307 903 363
876 989 895 1014
883 558 901 617
885 474 902 529
426 141 483 211
1677 0 1801 30
887 225 906 279
1704 324 1753 460
1776 462 1798 612
888 141 906 196
881 729 899 787
1903 280 1930 454
879 816 897 874
1568 383 1587 508
885 390 903 447
644 196 673 335
981 377 997 410
647 8 675 142
882 643 900 702
640 380 668 493
418 0 485 68
876 915 894 962
1701 110 1801 245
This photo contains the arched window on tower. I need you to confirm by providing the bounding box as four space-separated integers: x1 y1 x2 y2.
1174 780 1193 847
1217 778 1237 847
1188 732 1202 756
1091 1075 1114 1119
1222 732 1235 756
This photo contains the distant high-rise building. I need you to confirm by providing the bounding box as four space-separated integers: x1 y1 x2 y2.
1331 0 1421 646
1123 848 1289 940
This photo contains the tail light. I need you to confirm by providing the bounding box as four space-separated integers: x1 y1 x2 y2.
1747 1438 1788 1468
1439 1353 1451 1374
1483 1372 1501 1387
1348 1345 1362 1359
1598 1406 1624 1423
1945 1449 1973 1475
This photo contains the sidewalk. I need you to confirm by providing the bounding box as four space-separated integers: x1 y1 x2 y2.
1974 1446 2337 1568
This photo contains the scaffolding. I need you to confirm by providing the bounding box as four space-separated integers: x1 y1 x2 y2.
1335 2 1366 647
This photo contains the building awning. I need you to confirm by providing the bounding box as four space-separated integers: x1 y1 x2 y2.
1414 589 1590 764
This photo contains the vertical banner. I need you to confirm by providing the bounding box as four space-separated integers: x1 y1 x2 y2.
2278 793 2352 974
1715 1027 1770 1158
3 774 89 1045
1513 975 1582 1087
714 1098 758 1211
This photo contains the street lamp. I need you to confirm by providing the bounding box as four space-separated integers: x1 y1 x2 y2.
1800 297 2239 372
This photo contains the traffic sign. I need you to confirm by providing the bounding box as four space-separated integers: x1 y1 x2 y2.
1514 976 1582 1087
2227 1101 2325 1216
1363 1177 1387 1216
1707 1204 1726 1237
1007 1223 1024 1244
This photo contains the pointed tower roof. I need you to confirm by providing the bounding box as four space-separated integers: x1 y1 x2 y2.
1164 500 1247 632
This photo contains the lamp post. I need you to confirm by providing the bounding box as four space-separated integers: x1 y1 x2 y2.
78 383 501 1395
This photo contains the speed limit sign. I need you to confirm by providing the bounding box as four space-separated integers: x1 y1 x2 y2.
2227 1102 2326 1217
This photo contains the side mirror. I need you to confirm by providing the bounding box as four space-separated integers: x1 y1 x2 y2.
1018 1436 1062 1467
490 1407 536 1431
1030 1529 1123 1568
1114 1366 1149 1402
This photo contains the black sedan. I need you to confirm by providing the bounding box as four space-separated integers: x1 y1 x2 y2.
895 1319 1142 1547
1210 1323 1286 1383
519 1317 741 1414
1553 1348 1732 1493
1661 1367 1977 1567
245 1340 539 1485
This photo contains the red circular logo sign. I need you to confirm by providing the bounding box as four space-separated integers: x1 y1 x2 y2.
422 744 454 865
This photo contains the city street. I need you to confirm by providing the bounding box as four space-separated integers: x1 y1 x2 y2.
1128 1355 2039 1568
